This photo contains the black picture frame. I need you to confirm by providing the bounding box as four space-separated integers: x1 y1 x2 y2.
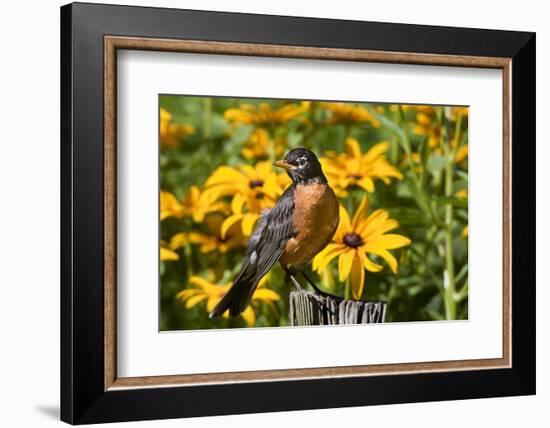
61 2 535 424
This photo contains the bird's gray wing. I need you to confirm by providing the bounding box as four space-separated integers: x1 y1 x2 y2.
245 185 295 282
209 185 295 317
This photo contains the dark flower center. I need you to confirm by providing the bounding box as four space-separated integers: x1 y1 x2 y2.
249 179 264 189
343 233 363 248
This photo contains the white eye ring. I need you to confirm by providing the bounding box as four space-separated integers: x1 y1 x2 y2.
297 156 307 167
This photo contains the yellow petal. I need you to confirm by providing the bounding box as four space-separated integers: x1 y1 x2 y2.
455 145 468 163
371 248 399 273
352 196 370 228
338 249 355 281
176 289 200 300
345 137 362 159
313 243 346 271
358 250 383 272
221 214 243 239
241 307 256 326
253 288 280 301
205 166 244 187
169 233 187 250
206 297 219 313
231 193 247 214
185 294 207 309
350 256 365 299
160 247 179 261
363 142 390 161
359 209 390 237
188 232 213 246
337 204 352 235
256 161 273 179
356 177 375 193
376 234 411 249
242 213 259 236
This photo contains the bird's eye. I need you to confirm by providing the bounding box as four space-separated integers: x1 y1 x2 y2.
297 157 307 167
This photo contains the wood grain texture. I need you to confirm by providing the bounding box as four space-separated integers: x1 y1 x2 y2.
104 37 117 391
289 290 386 325
502 62 512 366
105 36 510 68
103 35 513 390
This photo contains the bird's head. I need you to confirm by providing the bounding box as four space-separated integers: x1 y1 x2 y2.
274 148 327 185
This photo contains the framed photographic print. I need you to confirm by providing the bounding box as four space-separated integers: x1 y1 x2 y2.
60 2 535 424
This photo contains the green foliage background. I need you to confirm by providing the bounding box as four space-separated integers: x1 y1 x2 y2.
160 95 468 331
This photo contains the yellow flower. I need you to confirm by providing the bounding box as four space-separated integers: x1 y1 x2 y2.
408 143 468 170
241 128 286 160
313 197 410 299
160 108 195 149
455 144 468 163
160 233 189 261
321 138 403 196
160 244 179 261
224 102 307 128
177 275 280 326
410 106 441 148
447 106 469 121
160 186 228 223
203 161 288 236
409 105 468 149
168 232 188 250
188 214 246 254
321 102 380 127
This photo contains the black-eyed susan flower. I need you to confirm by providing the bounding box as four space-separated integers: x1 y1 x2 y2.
313 196 410 299
320 138 403 196
160 243 179 261
177 274 280 326
203 161 288 236
408 105 468 149
409 106 441 148
188 214 246 254
321 102 381 127
455 144 468 164
160 186 228 223
407 143 468 172
224 102 308 128
159 233 188 262
241 128 287 160
160 108 195 149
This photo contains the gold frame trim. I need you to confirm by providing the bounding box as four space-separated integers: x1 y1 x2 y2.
104 36 512 391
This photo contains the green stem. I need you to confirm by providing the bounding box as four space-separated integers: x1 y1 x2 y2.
396 106 442 227
344 276 352 300
184 243 194 276
442 115 462 320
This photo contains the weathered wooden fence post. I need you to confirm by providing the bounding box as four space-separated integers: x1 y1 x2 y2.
289 289 386 326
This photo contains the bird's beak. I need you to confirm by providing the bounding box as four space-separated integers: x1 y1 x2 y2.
274 160 296 171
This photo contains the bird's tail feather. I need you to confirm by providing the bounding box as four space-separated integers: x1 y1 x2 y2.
209 269 257 318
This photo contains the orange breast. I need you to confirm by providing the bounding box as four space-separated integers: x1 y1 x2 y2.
280 183 339 266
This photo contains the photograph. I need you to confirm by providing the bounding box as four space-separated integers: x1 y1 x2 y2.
159 95 469 331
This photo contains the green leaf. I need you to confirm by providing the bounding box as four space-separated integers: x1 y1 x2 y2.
229 124 253 144
433 196 468 209
426 155 445 174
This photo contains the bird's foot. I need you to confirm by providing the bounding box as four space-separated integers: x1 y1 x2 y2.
299 271 343 302
286 273 305 292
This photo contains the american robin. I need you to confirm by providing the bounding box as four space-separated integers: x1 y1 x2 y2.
209 148 340 319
